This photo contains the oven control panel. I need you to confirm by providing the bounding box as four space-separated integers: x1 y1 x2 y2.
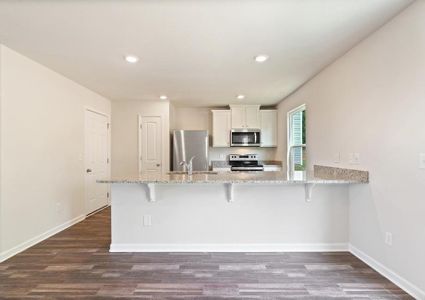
229 154 258 161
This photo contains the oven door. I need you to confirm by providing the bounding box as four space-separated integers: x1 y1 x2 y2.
230 130 261 147
231 166 264 171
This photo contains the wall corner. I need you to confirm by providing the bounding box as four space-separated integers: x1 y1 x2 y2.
0 43 4 253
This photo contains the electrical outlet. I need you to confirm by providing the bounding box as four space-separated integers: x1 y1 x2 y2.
419 153 425 169
349 153 360 164
352 153 360 164
56 202 62 213
143 215 152 227
385 232 393 246
219 154 225 160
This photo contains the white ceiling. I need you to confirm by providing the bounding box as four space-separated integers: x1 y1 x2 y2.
0 0 413 107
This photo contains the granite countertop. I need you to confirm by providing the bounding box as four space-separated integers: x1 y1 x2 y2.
98 165 368 185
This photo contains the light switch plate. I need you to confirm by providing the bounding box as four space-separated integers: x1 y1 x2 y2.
420 153 425 169
143 215 152 227
385 232 393 246
352 153 360 164
348 153 360 164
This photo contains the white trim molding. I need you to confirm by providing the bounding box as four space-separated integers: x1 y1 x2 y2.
138 115 163 175
84 108 111 214
350 245 425 300
0 214 86 263
110 243 349 253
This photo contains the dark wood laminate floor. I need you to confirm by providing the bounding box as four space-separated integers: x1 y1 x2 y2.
0 207 412 299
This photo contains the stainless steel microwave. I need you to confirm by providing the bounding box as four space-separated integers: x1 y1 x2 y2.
230 129 261 147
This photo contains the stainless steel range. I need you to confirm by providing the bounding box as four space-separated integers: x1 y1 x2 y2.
229 154 264 171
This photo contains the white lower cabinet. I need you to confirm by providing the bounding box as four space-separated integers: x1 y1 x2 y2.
263 165 282 172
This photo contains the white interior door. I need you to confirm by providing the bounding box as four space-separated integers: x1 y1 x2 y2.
139 116 162 175
85 110 109 214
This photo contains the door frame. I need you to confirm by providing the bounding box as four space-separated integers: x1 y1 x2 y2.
138 115 163 175
84 107 111 214
286 104 306 173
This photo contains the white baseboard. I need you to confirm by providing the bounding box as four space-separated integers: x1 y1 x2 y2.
350 244 425 300
110 243 349 253
0 214 86 263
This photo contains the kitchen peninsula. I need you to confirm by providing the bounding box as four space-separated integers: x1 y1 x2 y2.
100 166 368 252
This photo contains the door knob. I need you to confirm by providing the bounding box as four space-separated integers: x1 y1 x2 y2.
86 169 92 173
156 164 161 167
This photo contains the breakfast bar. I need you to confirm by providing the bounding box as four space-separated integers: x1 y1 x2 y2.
99 166 368 252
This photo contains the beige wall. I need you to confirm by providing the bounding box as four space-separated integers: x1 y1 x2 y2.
111 100 170 177
171 106 211 132
0 45 111 258
0 46 3 254
277 1 424 295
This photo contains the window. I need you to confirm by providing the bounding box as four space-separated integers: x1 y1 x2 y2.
287 104 306 173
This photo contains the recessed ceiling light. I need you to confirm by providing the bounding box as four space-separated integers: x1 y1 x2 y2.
159 95 168 100
254 55 269 63
236 94 245 100
124 55 139 63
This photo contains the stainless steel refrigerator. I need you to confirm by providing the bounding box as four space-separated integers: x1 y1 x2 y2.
173 130 209 171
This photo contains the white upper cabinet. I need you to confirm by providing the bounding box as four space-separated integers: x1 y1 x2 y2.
245 106 261 128
211 110 231 147
230 105 245 128
230 105 260 129
212 106 276 148
260 110 278 147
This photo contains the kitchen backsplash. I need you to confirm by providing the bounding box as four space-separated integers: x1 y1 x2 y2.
209 147 276 162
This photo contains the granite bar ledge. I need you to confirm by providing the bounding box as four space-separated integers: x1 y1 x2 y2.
103 165 369 252
98 165 369 185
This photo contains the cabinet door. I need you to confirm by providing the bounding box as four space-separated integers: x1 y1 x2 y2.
263 165 282 171
245 105 260 128
212 110 231 147
260 110 277 147
230 105 245 128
